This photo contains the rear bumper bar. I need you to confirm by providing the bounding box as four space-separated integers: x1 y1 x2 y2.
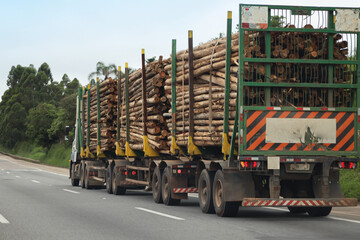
242 198 358 207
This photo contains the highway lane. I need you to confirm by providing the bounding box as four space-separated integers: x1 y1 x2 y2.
0 154 359 240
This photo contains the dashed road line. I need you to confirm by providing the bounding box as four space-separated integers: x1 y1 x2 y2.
135 207 185 221
63 189 80 194
0 214 10 224
31 180 40 184
15 176 20 178
6 172 10 174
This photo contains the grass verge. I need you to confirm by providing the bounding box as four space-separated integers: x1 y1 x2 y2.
0 141 71 168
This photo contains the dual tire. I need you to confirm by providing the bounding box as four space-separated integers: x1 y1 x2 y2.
152 166 180 206
198 169 239 217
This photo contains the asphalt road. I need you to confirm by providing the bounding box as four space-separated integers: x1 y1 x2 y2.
1 154 359 240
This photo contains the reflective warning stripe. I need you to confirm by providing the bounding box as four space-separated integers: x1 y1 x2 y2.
242 198 357 207
246 111 355 152
173 188 198 193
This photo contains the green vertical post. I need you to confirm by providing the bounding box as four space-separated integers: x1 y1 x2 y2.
125 64 130 143
77 87 83 153
117 67 121 142
170 39 182 155
238 4 246 154
264 10 271 106
124 63 136 157
96 77 102 157
328 10 334 107
86 84 90 151
222 11 232 159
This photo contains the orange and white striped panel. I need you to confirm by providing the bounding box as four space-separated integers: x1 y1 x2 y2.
246 111 355 152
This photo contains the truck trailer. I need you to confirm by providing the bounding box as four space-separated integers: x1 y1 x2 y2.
69 4 360 217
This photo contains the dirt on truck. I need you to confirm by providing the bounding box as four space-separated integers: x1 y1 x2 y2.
68 4 360 217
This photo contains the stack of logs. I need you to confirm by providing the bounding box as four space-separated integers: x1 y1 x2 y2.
119 57 172 154
83 78 118 153
163 33 240 147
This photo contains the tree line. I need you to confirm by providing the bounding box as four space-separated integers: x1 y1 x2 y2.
0 63 79 149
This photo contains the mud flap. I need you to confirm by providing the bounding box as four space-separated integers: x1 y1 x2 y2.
170 175 188 200
223 171 255 202
313 168 343 198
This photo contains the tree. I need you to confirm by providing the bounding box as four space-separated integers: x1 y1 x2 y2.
88 61 117 82
0 102 27 148
270 16 285 28
26 103 57 147
146 56 156 64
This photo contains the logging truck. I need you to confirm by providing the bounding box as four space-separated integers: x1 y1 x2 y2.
68 5 360 217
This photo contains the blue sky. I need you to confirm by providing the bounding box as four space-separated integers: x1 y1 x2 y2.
0 0 358 97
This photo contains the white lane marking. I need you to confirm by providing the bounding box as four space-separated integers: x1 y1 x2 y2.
15 176 20 178
1 169 4 171
0 214 10 224
6 172 10 174
135 207 185 221
63 189 80 194
31 180 40 184
329 216 360 224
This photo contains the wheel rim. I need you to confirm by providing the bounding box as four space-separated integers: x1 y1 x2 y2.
163 175 169 200
214 179 223 208
200 178 208 205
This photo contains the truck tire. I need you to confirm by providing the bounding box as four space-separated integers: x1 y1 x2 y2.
80 162 85 188
84 165 91 189
112 167 126 195
198 169 215 214
152 166 163 203
213 170 239 217
106 165 113 194
162 168 181 206
288 207 307 214
71 163 79 187
307 207 332 217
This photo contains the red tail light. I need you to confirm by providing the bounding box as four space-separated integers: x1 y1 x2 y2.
132 171 136 176
240 161 261 169
339 161 357 169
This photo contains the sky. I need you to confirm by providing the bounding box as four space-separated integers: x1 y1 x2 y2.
0 0 359 98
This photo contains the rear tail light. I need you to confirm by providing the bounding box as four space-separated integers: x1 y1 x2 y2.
240 161 261 169
338 161 357 169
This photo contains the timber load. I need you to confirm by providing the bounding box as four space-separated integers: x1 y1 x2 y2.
163 33 240 148
83 78 118 153
119 57 172 154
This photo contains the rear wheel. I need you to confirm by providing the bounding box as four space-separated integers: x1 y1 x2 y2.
152 166 163 203
106 165 113 194
213 170 239 217
162 168 181 206
307 207 332 217
112 167 126 195
198 169 215 214
288 207 307 214
70 163 79 187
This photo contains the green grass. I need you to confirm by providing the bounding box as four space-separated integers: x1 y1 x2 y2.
0 141 71 168
340 167 360 200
